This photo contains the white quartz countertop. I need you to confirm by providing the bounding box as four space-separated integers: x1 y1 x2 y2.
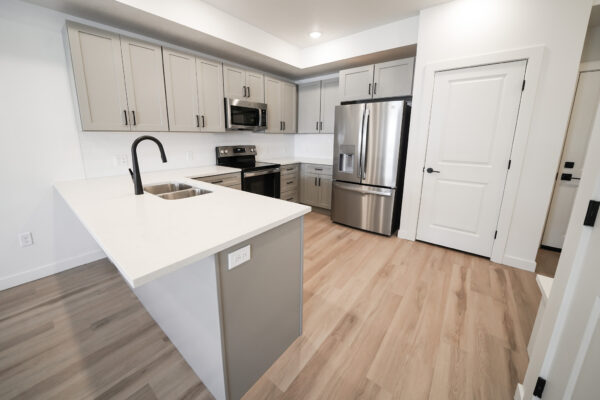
259 157 333 166
55 165 311 288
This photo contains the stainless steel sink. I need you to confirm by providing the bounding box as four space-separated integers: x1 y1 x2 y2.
144 182 192 195
143 182 211 200
158 188 211 200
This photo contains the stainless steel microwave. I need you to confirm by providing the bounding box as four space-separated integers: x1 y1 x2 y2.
225 98 267 131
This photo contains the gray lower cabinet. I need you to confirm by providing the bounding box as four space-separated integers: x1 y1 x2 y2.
280 164 299 202
300 164 332 209
192 172 241 190
217 218 302 400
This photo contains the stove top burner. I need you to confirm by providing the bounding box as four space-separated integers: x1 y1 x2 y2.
219 160 279 172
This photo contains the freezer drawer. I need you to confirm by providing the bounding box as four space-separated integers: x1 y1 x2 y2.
331 181 397 236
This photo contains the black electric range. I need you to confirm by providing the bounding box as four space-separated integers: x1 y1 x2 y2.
216 145 281 198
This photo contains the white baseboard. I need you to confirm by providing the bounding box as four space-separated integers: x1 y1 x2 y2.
0 249 105 291
502 254 537 272
514 383 525 400
397 227 415 241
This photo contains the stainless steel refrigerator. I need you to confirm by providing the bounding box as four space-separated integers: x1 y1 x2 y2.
331 100 410 236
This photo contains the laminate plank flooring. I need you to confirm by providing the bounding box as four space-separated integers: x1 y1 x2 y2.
0 212 540 399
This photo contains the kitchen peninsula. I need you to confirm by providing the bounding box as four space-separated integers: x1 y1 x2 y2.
54 165 311 400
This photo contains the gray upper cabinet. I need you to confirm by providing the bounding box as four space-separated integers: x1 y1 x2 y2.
223 65 265 102
320 78 340 133
297 79 339 133
162 49 199 132
265 77 296 133
372 58 415 99
67 23 129 131
196 58 225 132
297 81 321 133
339 65 374 103
282 82 297 133
265 77 282 133
339 57 414 102
120 36 169 132
163 49 225 132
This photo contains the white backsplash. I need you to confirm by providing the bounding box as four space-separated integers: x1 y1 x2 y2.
294 133 334 160
79 131 295 178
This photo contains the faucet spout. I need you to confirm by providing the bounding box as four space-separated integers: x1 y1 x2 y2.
130 135 168 195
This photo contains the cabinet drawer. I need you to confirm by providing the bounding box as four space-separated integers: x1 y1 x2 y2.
281 176 298 192
302 164 332 176
281 190 298 203
192 172 241 186
281 164 299 176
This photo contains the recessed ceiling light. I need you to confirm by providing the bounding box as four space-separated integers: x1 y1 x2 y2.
309 31 322 39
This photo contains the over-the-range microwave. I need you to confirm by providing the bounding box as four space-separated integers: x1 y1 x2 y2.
225 98 267 131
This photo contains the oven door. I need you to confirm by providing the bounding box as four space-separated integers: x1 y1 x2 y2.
225 98 267 131
243 168 280 198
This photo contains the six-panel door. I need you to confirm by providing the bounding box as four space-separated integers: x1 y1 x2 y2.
67 23 129 131
416 60 527 257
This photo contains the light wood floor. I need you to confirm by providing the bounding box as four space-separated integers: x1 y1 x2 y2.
535 248 561 278
0 212 540 399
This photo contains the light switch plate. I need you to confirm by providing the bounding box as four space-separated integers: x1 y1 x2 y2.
18 232 33 247
228 245 251 270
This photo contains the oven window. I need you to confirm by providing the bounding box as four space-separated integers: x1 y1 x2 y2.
243 172 280 198
231 106 259 126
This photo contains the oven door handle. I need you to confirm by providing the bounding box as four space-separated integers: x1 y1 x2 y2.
244 168 280 178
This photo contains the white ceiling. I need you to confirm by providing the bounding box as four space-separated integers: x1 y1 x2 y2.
202 0 449 48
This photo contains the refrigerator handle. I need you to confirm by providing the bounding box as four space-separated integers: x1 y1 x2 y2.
360 108 370 179
358 108 366 179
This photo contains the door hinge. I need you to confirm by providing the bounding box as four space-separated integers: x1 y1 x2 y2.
494 230 498 239
583 200 600 227
508 159 512 170
522 80 526 91
533 377 546 397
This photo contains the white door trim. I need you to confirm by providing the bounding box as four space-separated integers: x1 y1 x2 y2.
399 45 545 268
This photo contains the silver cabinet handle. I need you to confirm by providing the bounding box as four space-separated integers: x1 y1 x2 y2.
244 167 280 178
196 115 200 128
123 110 128 125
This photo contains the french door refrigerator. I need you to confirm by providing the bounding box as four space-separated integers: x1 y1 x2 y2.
331 100 410 236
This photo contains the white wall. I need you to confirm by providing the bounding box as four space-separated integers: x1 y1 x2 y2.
0 0 102 290
400 0 592 270
0 0 295 290
294 134 334 160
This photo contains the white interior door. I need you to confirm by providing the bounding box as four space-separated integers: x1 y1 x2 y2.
417 60 527 257
529 101 600 400
542 70 600 249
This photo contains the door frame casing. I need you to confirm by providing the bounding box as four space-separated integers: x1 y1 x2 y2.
399 46 545 268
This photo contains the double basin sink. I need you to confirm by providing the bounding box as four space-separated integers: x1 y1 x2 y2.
144 182 211 200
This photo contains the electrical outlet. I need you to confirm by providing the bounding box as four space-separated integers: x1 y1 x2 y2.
228 245 251 270
113 153 128 167
19 232 33 247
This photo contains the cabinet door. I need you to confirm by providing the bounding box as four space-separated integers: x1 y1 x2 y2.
320 78 339 133
317 174 332 210
120 37 169 131
197 58 225 132
339 64 374 102
162 49 199 132
297 82 321 133
264 77 282 133
300 172 319 206
66 23 129 131
223 65 246 99
282 82 297 133
246 71 265 102
373 57 415 98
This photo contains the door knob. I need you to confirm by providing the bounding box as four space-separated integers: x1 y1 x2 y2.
426 167 440 174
